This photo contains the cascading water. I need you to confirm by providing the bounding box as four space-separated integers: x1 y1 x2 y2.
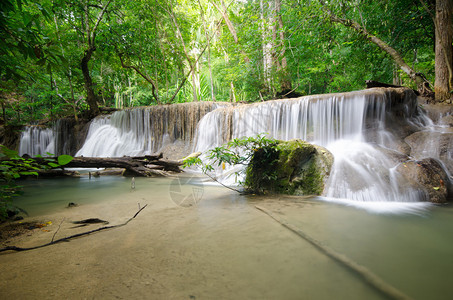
17 88 448 203
193 88 432 202
18 119 77 157
19 126 55 157
194 90 386 149
77 102 229 157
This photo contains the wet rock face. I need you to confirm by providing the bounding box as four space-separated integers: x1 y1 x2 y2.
420 103 453 127
245 139 333 195
0 125 21 150
397 158 452 204
405 130 453 175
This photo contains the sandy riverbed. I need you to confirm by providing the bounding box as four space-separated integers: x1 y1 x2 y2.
0 181 386 300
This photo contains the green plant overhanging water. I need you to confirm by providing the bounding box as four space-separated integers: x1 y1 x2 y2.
0 146 74 221
183 134 278 193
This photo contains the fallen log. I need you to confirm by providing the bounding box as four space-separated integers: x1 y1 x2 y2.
19 155 184 177
365 80 421 96
365 80 402 89
67 156 183 177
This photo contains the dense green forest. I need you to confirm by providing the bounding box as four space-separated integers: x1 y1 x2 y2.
0 0 451 124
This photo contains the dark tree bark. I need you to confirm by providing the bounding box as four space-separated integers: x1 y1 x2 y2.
434 0 453 102
81 47 100 116
80 0 112 117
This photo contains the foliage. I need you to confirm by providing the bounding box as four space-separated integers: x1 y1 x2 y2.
183 133 278 192
0 145 73 220
0 0 444 125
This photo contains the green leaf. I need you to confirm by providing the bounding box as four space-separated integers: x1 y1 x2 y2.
1 146 19 158
48 162 59 168
19 171 38 176
57 155 74 166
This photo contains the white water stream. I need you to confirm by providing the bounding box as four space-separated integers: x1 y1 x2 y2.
193 89 434 202
18 89 451 204
19 126 55 157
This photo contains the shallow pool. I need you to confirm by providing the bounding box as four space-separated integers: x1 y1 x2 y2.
8 176 453 300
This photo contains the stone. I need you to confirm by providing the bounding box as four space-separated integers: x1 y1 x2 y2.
397 158 453 203
405 130 453 175
245 139 333 195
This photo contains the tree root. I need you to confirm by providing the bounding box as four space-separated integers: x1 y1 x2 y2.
255 205 413 300
0 204 147 253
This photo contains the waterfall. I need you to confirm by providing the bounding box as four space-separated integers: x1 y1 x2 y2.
194 90 389 150
19 126 55 157
18 119 77 157
18 88 447 203
193 88 429 202
77 102 229 157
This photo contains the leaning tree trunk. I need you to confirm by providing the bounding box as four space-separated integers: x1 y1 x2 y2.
324 6 433 97
81 47 100 116
434 0 453 103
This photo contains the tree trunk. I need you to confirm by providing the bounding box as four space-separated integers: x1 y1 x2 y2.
275 0 292 91
434 0 453 103
79 0 111 117
1 101 6 122
328 14 433 96
81 47 100 116
261 0 272 92
198 0 216 101
211 0 250 63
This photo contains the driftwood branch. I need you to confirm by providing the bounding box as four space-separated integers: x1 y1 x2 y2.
0 205 147 253
51 218 65 243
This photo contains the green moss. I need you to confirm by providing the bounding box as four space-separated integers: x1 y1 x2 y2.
245 139 332 196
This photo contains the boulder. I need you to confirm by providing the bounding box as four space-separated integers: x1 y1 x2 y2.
245 139 333 195
405 130 453 175
397 158 452 203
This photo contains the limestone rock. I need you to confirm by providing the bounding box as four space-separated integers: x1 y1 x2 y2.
405 130 453 175
397 158 452 203
245 139 333 195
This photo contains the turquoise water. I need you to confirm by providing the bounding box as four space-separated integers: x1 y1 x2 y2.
14 176 132 216
11 176 453 299
256 196 453 300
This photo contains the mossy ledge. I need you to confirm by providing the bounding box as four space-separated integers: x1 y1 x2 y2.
245 139 333 195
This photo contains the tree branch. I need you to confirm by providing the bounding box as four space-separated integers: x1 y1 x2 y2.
91 0 112 42
117 49 160 104
318 2 433 94
0 205 147 253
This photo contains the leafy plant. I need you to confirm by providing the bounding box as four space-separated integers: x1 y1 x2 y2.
183 133 278 192
0 145 74 221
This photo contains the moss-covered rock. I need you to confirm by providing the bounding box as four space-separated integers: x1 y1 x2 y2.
245 139 333 195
